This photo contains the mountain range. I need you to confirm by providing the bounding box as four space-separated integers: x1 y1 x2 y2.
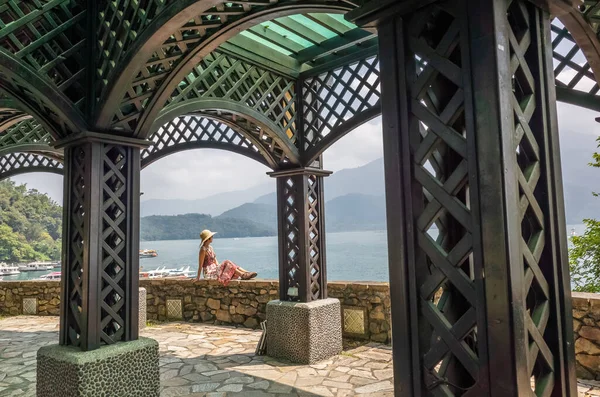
140 129 600 239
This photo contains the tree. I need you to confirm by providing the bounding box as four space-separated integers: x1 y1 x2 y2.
0 180 62 262
0 224 39 262
569 136 600 292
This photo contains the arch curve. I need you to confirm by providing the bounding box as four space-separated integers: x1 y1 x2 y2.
0 152 64 181
153 98 300 166
0 50 86 139
143 115 275 170
97 1 357 133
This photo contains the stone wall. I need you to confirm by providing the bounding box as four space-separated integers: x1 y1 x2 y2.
8 281 600 375
573 292 600 379
0 279 392 343
0 281 60 316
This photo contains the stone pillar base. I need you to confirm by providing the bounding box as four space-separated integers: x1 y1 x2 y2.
266 298 342 364
37 338 159 397
139 287 147 330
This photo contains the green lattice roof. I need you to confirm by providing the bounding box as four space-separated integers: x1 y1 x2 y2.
220 13 377 76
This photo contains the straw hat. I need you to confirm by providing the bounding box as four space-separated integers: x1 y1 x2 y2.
200 229 217 247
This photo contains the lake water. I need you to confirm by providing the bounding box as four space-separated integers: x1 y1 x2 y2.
4 225 586 282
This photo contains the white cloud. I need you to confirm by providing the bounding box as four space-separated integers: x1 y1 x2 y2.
8 102 599 205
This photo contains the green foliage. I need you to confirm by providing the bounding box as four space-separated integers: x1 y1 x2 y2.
570 219 600 292
570 137 600 291
0 180 62 262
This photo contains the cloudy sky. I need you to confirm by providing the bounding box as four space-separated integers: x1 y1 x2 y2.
10 102 600 204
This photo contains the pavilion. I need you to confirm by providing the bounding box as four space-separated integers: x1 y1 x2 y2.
0 0 597 395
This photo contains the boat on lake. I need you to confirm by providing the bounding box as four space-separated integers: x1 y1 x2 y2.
18 262 54 272
0 263 20 276
167 266 195 278
38 272 61 281
139 265 195 279
140 249 158 258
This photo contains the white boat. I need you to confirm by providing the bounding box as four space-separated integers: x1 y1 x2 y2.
140 265 196 279
38 271 61 281
140 266 170 279
18 262 54 272
139 249 158 258
0 263 20 276
167 266 195 278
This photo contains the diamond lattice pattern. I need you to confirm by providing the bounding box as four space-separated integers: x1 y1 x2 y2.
282 176 301 301
65 146 86 347
110 1 287 132
302 56 380 151
0 0 87 110
307 175 323 300
405 5 479 395
97 0 172 95
100 145 128 344
509 2 556 395
142 115 288 167
0 151 62 176
551 18 599 95
0 118 52 148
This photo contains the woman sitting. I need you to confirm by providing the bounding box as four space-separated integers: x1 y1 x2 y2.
196 229 257 286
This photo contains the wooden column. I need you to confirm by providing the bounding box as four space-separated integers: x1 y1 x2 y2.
348 0 576 395
58 133 145 351
269 167 331 302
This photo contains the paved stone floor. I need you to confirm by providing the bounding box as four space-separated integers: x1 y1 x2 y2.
1 316 600 397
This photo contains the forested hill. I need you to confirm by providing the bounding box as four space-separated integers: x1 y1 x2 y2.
140 213 275 241
0 180 62 262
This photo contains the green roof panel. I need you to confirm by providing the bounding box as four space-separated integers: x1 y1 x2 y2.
220 13 376 76
258 22 315 49
288 15 338 40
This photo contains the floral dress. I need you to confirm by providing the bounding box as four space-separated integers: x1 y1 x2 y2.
201 245 239 286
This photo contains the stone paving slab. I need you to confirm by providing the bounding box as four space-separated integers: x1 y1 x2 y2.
0 316 597 396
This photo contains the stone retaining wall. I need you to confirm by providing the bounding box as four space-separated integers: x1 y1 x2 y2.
0 279 392 343
573 292 600 379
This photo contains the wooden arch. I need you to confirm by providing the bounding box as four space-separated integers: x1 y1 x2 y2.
96 1 359 136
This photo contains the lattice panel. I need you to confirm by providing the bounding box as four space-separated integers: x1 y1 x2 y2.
551 18 599 94
509 2 555 394
166 299 183 320
0 151 62 178
404 5 479 394
142 115 283 168
200 109 292 165
281 176 301 301
307 175 323 300
22 297 37 315
64 146 86 347
0 118 52 148
109 1 276 129
97 0 171 93
100 145 129 344
0 0 87 109
115 50 297 140
302 55 380 150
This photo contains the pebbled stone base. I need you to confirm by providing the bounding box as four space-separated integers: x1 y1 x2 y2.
266 298 342 364
36 337 159 397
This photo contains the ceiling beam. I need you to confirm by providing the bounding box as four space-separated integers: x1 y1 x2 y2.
304 13 353 36
300 42 379 78
271 17 327 45
219 41 300 78
245 25 305 54
295 28 376 64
